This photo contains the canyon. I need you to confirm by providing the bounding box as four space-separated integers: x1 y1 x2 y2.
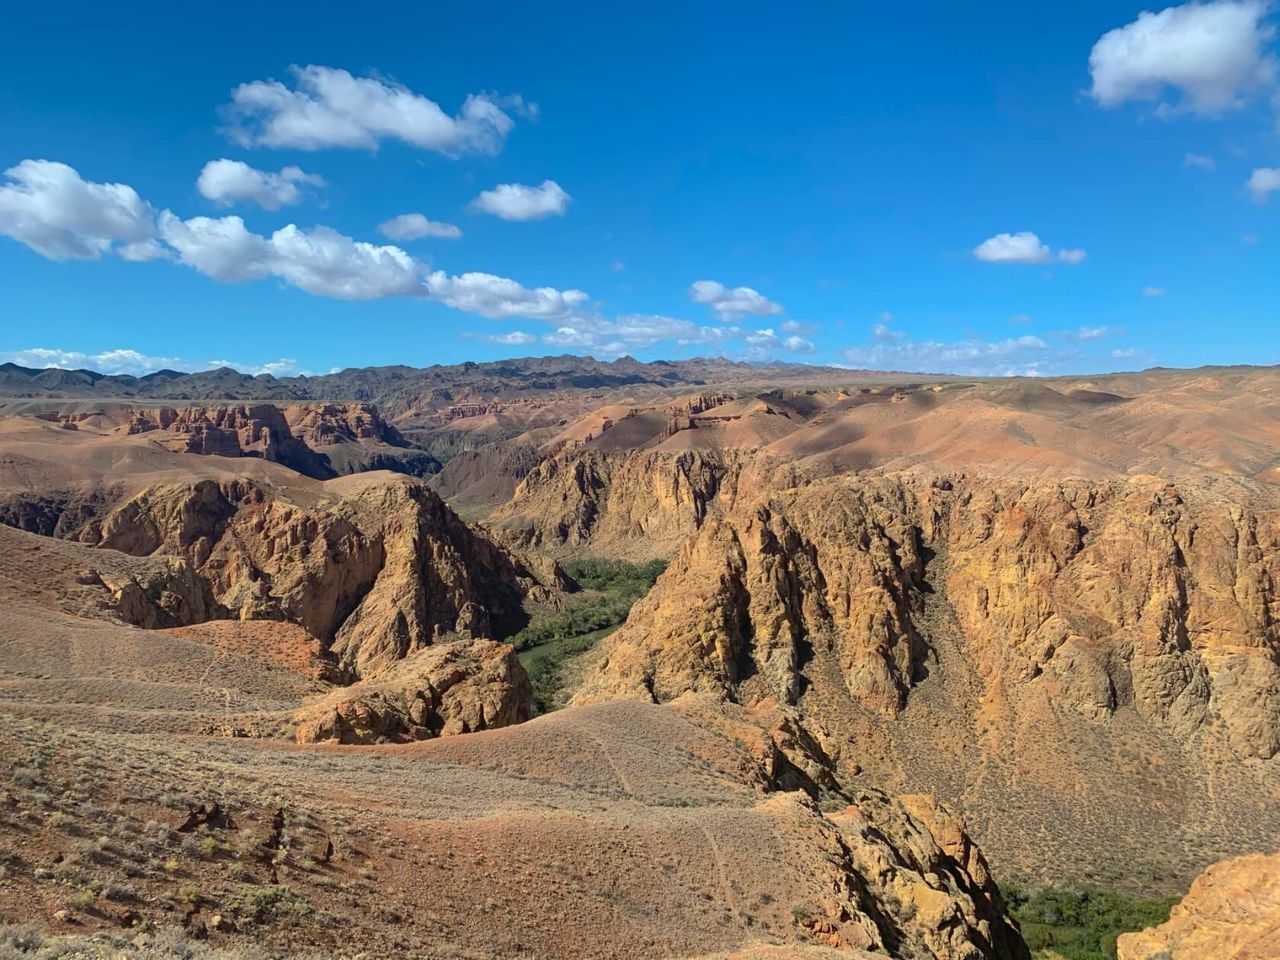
1 357 1277 957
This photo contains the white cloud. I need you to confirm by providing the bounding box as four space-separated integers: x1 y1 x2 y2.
689 279 783 319
779 318 816 335
973 231 1086 264
1089 1 1277 116
196 159 324 210
1247 166 1280 200
0 159 156 260
422 271 588 319
1184 152 1217 169
873 322 905 342
205 357 306 376
377 213 462 240
0 347 304 378
1143 285 1168 297
0 347 186 376
470 180 570 221
222 65 519 154
843 334 1055 376
610 259 626 272
159 214 589 318
540 314 741 355
1111 347 1154 364
1067 325 1111 340
159 213 422 299
482 331 536 346
784 335 815 354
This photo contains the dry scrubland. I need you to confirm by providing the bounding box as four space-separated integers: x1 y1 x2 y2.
1 358 1279 957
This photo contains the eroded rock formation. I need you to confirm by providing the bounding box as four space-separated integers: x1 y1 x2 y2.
577 473 1280 760
294 639 533 743
1118 850 1280 959
69 474 556 682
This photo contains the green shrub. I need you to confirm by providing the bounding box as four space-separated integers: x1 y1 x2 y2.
231 884 311 924
1005 884 1178 960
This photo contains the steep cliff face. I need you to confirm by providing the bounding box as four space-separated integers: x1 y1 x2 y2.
571 467 1280 883
490 449 808 557
71 474 556 681
579 474 1280 759
1118 850 1280 960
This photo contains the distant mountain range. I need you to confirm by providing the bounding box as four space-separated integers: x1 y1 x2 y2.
0 355 858 411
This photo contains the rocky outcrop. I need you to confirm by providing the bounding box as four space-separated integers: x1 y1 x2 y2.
1118 850 1280 959
328 477 552 678
71 474 557 680
571 469 1280 885
118 403 435 479
808 790 1029 959
490 449 806 557
282 403 402 445
87 560 224 629
578 474 1280 758
294 639 533 743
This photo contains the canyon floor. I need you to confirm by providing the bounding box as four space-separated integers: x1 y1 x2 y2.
0 356 1277 958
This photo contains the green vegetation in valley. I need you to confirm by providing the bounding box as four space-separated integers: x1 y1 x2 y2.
1005 884 1179 960
514 558 666 713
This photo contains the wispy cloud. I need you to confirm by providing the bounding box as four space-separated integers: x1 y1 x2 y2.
377 213 462 241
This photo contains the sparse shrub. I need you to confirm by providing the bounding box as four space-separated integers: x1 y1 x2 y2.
178 884 202 905
231 884 311 924
65 889 95 911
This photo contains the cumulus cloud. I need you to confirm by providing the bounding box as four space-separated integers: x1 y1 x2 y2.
1247 166 1280 200
196 159 324 210
689 280 784 319
422 271 588 319
470 180 570 221
973 231 1086 264
157 212 591 316
222 65 520 154
1184 152 1217 169
0 159 157 260
873 322 905 342
377 213 462 240
540 314 742 355
843 334 1054 376
1089 1 1277 116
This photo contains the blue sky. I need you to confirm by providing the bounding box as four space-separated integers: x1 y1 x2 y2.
0 0 1277 377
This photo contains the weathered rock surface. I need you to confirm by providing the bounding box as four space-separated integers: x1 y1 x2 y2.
70 474 556 680
294 639 533 743
569 465 1280 883
579 473 1280 754
1118 850 1280 960
491 449 805 558
119 403 438 479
